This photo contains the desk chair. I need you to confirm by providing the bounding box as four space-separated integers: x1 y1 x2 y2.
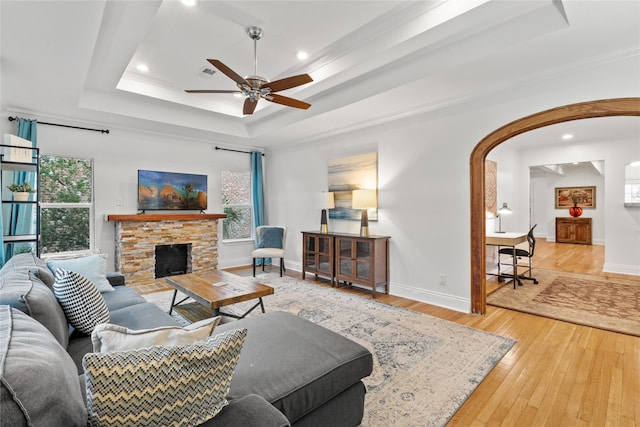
252 226 286 277
497 224 539 287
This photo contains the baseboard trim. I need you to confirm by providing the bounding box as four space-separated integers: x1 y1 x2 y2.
219 260 471 312
390 282 470 313
602 263 640 276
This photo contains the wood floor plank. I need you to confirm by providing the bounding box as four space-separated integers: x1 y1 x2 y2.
134 239 639 425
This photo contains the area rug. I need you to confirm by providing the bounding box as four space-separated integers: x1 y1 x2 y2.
143 274 515 427
487 268 640 337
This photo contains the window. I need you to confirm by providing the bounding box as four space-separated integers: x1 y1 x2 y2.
221 171 252 240
40 156 94 256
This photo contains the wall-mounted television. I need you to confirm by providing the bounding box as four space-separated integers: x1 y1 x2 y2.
138 169 208 211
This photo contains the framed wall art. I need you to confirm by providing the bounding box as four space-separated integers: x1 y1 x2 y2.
328 152 378 221
555 186 596 209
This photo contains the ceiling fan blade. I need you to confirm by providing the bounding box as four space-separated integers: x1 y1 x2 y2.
262 74 313 92
207 59 248 86
243 98 258 115
185 90 241 94
267 93 311 110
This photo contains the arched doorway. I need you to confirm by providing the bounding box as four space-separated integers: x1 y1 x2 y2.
469 98 640 314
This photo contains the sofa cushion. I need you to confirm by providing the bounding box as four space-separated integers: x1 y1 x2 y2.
0 306 86 426
91 316 221 352
67 302 180 373
47 253 115 293
200 394 291 427
83 328 247 427
53 268 110 334
0 253 55 286
0 269 69 348
216 311 373 424
101 284 146 311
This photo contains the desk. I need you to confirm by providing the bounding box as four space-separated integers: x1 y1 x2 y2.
486 232 527 288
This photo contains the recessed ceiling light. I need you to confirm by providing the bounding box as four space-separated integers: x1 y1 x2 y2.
181 0 196 6
136 63 149 73
562 133 574 140
296 51 308 60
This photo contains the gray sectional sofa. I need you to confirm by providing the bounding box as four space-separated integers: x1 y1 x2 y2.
0 253 373 426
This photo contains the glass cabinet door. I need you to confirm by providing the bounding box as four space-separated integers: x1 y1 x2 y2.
355 241 371 280
337 238 353 276
317 236 331 274
304 236 316 269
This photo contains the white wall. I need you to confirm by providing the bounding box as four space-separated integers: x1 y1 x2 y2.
515 137 640 275
0 114 255 270
264 55 640 312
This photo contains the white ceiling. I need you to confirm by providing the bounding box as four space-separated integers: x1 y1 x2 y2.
1 0 639 149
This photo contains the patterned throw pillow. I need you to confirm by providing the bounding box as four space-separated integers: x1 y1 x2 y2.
53 268 110 334
83 328 248 427
91 316 221 352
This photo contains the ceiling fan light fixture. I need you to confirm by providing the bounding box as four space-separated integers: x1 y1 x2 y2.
185 26 313 115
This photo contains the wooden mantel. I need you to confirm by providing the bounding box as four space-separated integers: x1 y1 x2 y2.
107 213 226 222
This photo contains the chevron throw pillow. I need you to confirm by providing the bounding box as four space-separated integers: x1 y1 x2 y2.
53 268 110 334
83 328 248 427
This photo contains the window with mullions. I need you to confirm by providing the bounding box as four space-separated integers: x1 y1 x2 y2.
40 156 94 255
221 171 252 240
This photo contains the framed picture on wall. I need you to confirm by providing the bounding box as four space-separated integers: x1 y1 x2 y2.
554 186 596 208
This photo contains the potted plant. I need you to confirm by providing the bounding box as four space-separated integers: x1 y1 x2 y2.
7 182 36 201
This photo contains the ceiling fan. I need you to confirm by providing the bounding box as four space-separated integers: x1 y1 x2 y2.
185 26 313 115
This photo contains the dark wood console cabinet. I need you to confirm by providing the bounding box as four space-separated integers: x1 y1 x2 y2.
301 231 390 297
555 217 592 245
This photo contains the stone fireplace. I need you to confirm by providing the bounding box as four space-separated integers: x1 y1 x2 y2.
107 213 226 286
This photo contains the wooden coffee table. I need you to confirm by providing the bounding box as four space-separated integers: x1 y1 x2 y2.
165 270 274 319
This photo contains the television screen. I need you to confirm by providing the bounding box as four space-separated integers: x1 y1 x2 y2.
138 169 208 211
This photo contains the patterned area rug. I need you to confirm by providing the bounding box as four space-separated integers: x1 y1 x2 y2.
487 269 640 337
144 273 515 427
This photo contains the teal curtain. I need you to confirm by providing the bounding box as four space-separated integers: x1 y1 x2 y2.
1 119 38 264
251 151 270 265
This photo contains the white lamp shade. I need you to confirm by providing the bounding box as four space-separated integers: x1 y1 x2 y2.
498 202 512 215
352 189 377 209
326 192 335 209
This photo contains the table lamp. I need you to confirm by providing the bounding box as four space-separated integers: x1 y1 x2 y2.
352 189 377 237
320 192 335 234
496 202 512 233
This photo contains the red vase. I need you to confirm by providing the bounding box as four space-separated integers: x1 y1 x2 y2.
569 205 583 217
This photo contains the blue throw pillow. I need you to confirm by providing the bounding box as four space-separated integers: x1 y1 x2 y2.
47 254 114 293
258 228 283 249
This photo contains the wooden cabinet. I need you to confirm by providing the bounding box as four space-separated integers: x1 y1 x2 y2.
302 231 389 298
302 231 389 297
301 232 335 285
556 217 592 245
336 234 390 297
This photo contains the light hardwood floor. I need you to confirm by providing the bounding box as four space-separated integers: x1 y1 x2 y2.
225 240 639 426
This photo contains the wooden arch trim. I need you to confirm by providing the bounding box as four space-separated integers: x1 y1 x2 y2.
469 97 640 314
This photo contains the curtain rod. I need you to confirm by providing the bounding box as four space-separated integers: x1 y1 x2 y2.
8 116 110 134
215 146 264 156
